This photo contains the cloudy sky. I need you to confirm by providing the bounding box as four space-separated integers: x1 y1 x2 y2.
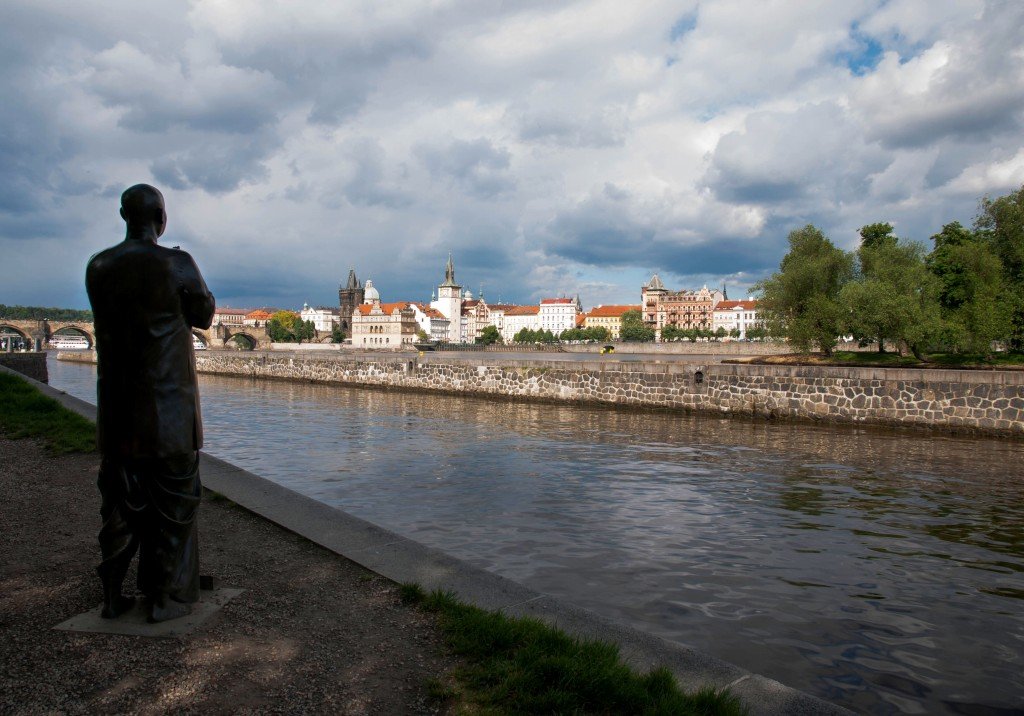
2 0 1023 311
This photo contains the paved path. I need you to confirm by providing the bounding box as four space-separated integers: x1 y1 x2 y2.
0 436 454 714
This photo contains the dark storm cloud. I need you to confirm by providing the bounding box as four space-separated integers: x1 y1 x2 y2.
416 138 515 199
148 131 278 194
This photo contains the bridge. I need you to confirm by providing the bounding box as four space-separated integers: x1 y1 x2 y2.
0 319 273 350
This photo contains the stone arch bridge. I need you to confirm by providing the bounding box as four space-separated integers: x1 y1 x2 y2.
0 319 272 350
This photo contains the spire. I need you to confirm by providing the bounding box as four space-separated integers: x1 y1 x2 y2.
345 269 360 290
722 282 728 300
440 252 459 287
646 273 665 291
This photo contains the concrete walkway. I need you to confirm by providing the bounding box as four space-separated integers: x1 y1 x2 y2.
2 364 850 715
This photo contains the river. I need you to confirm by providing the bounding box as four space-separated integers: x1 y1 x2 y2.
48 354 1024 714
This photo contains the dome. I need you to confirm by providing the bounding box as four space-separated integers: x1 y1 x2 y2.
363 279 380 303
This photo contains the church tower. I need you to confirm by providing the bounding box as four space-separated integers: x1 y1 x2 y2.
338 269 364 334
431 253 463 343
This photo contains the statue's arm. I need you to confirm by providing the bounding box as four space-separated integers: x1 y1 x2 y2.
177 253 216 329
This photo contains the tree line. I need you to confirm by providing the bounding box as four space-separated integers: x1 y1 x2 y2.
753 185 1024 357
0 305 94 322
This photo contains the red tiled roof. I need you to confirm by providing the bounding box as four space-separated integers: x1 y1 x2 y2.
355 302 411 316
215 307 248 315
245 310 273 320
411 303 447 319
505 305 540 316
588 304 640 318
575 314 586 327
540 298 574 304
486 304 518 311
715 300 758 311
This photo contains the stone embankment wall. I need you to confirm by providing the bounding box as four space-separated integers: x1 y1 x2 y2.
0 352 48 383
194 353 1024 436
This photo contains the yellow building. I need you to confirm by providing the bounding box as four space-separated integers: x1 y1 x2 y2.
584 305 641 339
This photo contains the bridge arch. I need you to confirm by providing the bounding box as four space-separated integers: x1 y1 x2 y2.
224 332 258 350
0 324 31 350
50 325 95 348
191 330 209 350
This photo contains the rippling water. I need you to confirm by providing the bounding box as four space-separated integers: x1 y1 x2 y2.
49 355 1024 714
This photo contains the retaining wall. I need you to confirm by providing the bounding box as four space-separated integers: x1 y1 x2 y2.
0 352 48 383
194 352 1024 436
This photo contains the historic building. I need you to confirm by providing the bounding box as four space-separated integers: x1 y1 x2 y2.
539 297 582 335
300 303 340 333
338 269 365 335
350 280 418 347
501 305 540 342
584 304 641 339
244 309 273 328
430 254 463 343
409 303 451 342
642 274 724 336
212 307 247 327
712 299 760 339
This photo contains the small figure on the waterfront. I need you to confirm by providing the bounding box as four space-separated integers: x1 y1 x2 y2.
85 184 215 622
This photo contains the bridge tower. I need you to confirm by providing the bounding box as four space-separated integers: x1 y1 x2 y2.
338 269 364 335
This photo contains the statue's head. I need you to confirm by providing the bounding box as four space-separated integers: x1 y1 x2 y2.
120 184 166 237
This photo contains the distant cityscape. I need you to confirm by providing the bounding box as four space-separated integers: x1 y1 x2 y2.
211 254 761 346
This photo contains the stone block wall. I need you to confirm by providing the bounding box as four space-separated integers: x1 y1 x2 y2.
0 352 48 383
194 353 1024 436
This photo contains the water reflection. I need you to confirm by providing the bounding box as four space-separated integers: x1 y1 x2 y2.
47 356 1024 715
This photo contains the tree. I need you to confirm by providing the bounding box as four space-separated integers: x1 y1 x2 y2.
842 239 942 358
975 185 1024 349
620 309 655 342
928 222 1009 354
660 325 683 341
415 328 429 342
268 310 302 342
331 324 346 343
476 325 501 345
753 225 854 355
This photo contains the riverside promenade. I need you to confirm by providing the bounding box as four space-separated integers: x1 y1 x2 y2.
1 364 848 714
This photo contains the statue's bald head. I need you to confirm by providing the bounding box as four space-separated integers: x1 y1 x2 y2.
120 184 166 237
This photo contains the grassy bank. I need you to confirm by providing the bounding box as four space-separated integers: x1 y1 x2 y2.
400 584 745 716
0 372 95 453
736 351 1024 369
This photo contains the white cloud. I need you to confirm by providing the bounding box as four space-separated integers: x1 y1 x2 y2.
0 0 1022 310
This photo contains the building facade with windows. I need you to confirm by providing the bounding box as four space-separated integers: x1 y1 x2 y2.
501 305 540 342
300 303 340 333
584 304 641 339
212 307 248 327
712 300 760 339
350 280 418 347
642 275 724 336
539 297 581 335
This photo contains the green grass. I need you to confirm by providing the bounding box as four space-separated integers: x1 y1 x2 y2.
399 583 746 716
0 372 96 453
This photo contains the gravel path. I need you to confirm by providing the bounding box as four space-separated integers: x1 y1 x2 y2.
0 437 457 714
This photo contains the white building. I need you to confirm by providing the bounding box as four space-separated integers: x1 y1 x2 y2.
409 303 451 342
539 297 580 335
430 254 463 343
712 299 760 338
300 303 340 333
212 307 248 327
502 305 540 342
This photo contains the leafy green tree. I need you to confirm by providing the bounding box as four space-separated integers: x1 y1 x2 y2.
513 328 536 343
660 325 683 341
975 185 1024 348
268 310 302 342
476 325 501 345
585 326 610 341
331 324 346 343
415 328 429 342
620 309 655 342
0 305 93 321
715 327 727 340
753 225 854 355
928 222 1009 354
842 238 942 358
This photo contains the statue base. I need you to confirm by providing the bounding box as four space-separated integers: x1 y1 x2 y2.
53 588 243 638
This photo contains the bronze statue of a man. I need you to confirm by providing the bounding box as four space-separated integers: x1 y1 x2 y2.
85 184 215 622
